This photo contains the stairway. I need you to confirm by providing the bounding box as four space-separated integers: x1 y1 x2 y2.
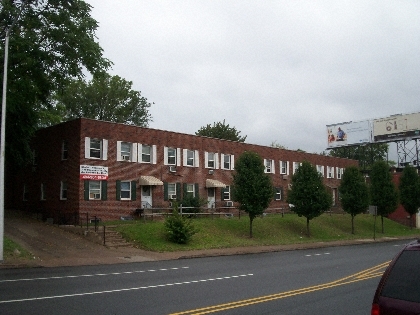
102 225 133 248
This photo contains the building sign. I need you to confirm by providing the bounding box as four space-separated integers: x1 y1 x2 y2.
327 120 371 148
80 165 108 180
373 112 420 142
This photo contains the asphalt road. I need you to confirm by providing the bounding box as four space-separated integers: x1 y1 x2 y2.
0 239 409 315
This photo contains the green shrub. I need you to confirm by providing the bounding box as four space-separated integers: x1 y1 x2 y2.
164 203 197 244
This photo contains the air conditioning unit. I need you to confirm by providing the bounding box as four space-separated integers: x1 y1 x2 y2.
225 201 233 207
93 193 101 199
169 166 176 172
122 155 130 161
282 175 288 180
169 194 177 200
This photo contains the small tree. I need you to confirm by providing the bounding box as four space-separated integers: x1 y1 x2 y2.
231 151 273 238
164 202 197 244
370 161 399 233
338 166 369 234
196 120 247 142
286 161 332 237
399 165 420 229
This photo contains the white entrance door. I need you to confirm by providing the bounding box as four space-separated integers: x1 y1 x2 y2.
207 188 215 208
141 186 152 208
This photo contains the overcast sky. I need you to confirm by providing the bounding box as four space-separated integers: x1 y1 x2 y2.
86 0 420 155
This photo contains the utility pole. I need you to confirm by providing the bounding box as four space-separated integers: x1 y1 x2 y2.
1 0 29 263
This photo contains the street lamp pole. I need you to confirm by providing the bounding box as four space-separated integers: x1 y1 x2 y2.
1 0 29 262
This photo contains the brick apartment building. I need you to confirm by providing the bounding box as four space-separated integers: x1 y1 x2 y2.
6 118 358 223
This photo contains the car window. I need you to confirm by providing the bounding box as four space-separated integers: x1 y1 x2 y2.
381 250 420 303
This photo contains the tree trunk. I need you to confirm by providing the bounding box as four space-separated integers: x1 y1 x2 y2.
306 217 310 237
249 217 253 238
381 215 384 233
351 214 355 234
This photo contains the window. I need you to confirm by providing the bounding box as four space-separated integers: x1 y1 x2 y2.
221 154 234 170
138 144 157 164
168 183 177 199
164 147 180 166
116 180 136 201
185 184 195 198
89 181 101 200
60 181 67 200
117 141 137 162
183 149 199 167
280 161 289 175
336 167 344 179
222 186 231 200
85 137 108 160
264 159 275 174
274 187 283 200
327 166 334 178
40 183 46 200
293 162 301 174
206 152 216 168
316 165 324 177
61 141 68 160
84 180 107 201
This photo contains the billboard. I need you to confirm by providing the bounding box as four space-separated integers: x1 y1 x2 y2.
373 112 420 142
80 165 108 180
327 120 371 148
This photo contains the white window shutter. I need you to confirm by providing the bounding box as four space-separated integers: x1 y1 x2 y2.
102 139 108 160
132 143 138 162
231 155 234 170
85 137 90 158
221 154 225 169
152 145 157 164
215 153 219 169
271 160 275 174
204 152 209 169
177 148 181 166
163 147 168 165
183 149 188 166
137 144 143 163
116 141 122 161
195 150 199 167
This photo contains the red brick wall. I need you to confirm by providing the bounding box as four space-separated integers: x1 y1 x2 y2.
8 118 358 222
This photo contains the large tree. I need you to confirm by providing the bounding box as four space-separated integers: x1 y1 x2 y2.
399 165 420 228
54 73 153 127
370 160 399 233
329 143 393 169
1 0 111 167
338 166 369 234
286 161 332 237
196 120 247 142
231 151 273 238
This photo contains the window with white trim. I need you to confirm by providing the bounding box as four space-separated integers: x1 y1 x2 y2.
336 167 344 179
264 159 275 174
222 185 231 200
221 154 234 170
61 140 68 160
205 152 218 169
183 149 199 167
60 181 68 200
186 184 195 198
168 183 177 199
138 144 157 164
117 141 137 162
280 161 289 175
40 183 46 200
164 147 180 166
85 137 108 160
119 181 132 200
316 165 325 177
274 187 282 200
293 162 301 174
89 181 102 200
327 166 334 178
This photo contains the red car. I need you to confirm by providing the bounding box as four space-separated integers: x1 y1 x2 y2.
371 239 420 315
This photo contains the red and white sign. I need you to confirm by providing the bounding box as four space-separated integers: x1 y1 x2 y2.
80 165 108 180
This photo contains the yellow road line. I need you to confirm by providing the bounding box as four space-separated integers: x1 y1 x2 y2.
169 261 390 315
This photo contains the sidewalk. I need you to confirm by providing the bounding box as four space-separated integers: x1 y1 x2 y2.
1 211 413 269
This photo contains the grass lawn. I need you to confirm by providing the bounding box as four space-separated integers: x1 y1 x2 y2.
115 213 420 252
3 237 33 260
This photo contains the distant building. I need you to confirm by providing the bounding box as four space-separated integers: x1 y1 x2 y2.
6 118 358 223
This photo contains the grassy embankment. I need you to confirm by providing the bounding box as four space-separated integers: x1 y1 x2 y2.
113 213 420 252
